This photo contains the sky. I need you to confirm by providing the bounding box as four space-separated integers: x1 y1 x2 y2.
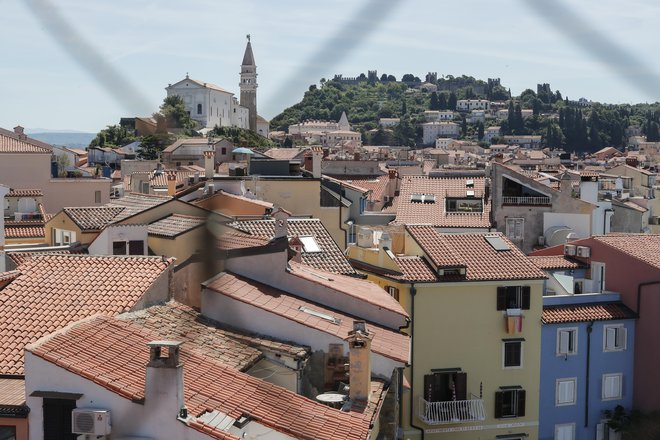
1 0 659 133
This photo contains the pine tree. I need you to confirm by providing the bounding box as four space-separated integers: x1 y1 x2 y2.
448 92 457 111
477 121 484 140
430 92 440 110
439 93 448 110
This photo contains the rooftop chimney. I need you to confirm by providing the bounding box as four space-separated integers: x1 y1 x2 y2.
166 171 177 197
145 341 187 421
288 236 303 263
312 151 322 179
346 321 373 402
13 126 26 139
272 207 290 239
204 150 215 179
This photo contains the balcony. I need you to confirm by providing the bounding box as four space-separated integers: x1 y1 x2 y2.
419 397 486 425
502 196 551 206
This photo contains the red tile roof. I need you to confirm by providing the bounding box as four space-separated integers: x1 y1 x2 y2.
63 206 125 231
148 214 205 238
6 189 43 197
206 272 410 364
394 256 438 282
264 147 306 160
592 234 660 271
0 254 172 375
288 261 408 319
29 315 384 440
4 225 45 239
217 231 270 250
392 176 491 228
6 250 76 266
0 378 25 406
543 302 636 324
529 255 587 270
327 175 391 203
408 226 547 281
108 192 172 221
229 218 358 276
0 128 52 154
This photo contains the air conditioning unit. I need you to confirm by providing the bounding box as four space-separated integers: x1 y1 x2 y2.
564 244 576 256
576 246 591 258
72 409 111 436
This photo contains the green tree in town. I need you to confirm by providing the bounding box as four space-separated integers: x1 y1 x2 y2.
476 121 484 140
89 124 137 148
438 93 448 110
429 92 440 110
159 95 197 132
448 92 457 111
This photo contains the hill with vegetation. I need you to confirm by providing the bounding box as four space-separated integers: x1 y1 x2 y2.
270 74 660 153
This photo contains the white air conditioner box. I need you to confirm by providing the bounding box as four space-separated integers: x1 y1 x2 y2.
576 246 591 258
72 409 111 435
564 244 576 256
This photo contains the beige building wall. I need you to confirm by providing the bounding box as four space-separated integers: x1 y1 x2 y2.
44 179 111 213
44 211 96 246
0 153 51 190
0 417 28 440
148 226 207 264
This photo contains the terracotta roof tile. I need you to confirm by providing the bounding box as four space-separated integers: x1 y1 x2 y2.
392 176 491 228
206 272 409 364
263 147 306 160
148 214 205 238
593 234 660 270
0 254 172 375
0 378 25 406
63 206 125 231
6 189 43 197
326 175 391 203
6 250 76 266
394 256 438 282
4 225 45 239
229 219 358 276
529 255 587 270
29 315 383 440
543 302 636 324
0 128 52 154
107 192 172 221
408 226 547 281
0 270 21 284
217 231 270 250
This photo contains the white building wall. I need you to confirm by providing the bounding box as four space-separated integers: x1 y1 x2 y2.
543 212 591 239
88 224 148 256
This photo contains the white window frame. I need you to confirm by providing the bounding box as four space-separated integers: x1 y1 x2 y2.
555 377 577 406
554 423 575 440
591 261 606 292
557 327 578 356
506 217 524 241
603 324 627 352
602 373 623 400
502 340 524 369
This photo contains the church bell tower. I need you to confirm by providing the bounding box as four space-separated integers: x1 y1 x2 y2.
240 34 258 132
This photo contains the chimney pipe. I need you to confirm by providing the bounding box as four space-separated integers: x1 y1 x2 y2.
145 341 186 421
346 321 373 402
272 208 290 239
312 151 322 179
204 150 215 179
166 171 177 197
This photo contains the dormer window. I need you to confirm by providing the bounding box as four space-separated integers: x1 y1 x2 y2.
446 198 483 212
411 193 436 204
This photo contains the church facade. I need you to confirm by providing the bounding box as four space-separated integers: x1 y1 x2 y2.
165 37 267 136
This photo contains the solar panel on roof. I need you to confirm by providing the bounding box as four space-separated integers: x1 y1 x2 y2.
484 235 510 251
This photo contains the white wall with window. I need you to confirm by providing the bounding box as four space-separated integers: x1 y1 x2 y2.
88 224 148 256
602 373 623 401
53 228 76 245
557 327 578 356
556 378 577 406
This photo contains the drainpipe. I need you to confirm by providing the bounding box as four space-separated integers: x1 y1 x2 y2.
603 208 613 234
585 320 594 428
408 283 425 440
338 182 349 248
636 281 660 316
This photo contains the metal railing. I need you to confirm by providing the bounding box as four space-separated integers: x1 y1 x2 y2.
419 397 486 425
502 196 551 205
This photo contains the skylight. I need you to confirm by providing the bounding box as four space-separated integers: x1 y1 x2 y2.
299 236 321 253
484 234 510 251
411 193 436 204
299 306 341 325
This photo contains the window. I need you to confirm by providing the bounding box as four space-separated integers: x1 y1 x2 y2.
113 241 127 255
43 398 77 440
495 388 525 418
506 218 524 240
197 103 202 114
556 378 577 406
557 328 578 356
424 371 467 403
446 198 483 212
128 240 144 256
386 286 400 301
604 325 626 352
602 373 623 400
221 147 227 154
503 340 523 368
497 286 531 310
0 426 16 440
596 421 621 440
95 190 101 204
554 423 575 440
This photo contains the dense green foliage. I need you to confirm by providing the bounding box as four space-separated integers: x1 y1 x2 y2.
159 95 197 134
89 124 137 148
210 126 276 150
271 75 660 153
604 405 660 439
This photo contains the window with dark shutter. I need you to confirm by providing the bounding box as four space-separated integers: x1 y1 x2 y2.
43 398 77 440
498 286 531 310
128 240 144 256
517 390 526 417
521 286 531 310
495 388 526 418
494 391 503 418
497 287 507 310
112 241 126 255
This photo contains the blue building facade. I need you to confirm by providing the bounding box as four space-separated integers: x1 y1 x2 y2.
539 293 636 440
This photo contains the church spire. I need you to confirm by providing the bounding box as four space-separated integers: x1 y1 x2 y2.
242 34 255 66
240 35 258 132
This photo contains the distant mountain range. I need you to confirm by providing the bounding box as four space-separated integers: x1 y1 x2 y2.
26 130 95 149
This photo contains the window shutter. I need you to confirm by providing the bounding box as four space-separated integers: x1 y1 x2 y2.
617 328 627 350
494 391 503 418
596 423 605 440
497 287 507 310
517 390 526 417
521 286 531 310
423 374 434 402
128 240 144 256
559 331 569 354
454 373 467 401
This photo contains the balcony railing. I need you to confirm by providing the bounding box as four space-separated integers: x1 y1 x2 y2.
419 397 486 425
502 196 551 206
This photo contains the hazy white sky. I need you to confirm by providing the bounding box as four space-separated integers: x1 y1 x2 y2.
1 0 659 132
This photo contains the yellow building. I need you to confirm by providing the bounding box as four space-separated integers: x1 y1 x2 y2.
348 226 546 440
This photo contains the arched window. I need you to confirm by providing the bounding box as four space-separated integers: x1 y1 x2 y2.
197 103 202 115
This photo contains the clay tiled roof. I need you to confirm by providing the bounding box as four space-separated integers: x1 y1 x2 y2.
229 218 358 276
6 189 43 197
0 270 20 284
392 176 491 228
327 175 391 203
63 206 125 231
587 234 660 270
107 192 172 221
0 128 52 154
408 226 547 281
529 255 587 270
148 214 205 238
543 302 636 324
4 225 45 239
0 254 172 375
206 272 409 364
121 301 309 362
0 378 25 406
394 256 438 282
264 147 306 160
29 315 383 440
6 250 75 266
288 261 408 318
217 231 270 250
